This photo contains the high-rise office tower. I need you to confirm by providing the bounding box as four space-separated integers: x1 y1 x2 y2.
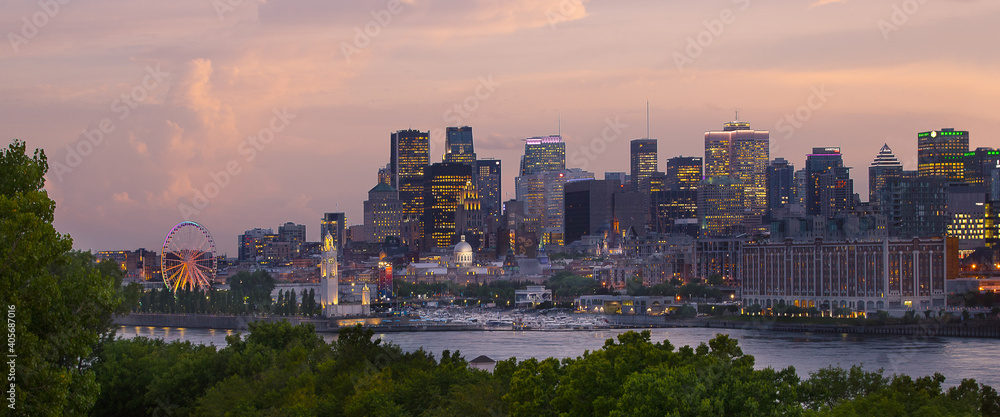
564 179 645 246
444 126 477 165
390 129 430 231
964 147 1000 187
805 147 853 218
454 179 483 248
886 174 948 238
364 183 402 244
515 168 594 246
520 135 566 176
704 120 769 231
918 128 969 181
320 213 347 253
630 139 658 193
869 143 903 208
665 156 703 191
476 159 502 222
423 162 474 249
766 158 795 215
697 176 746 237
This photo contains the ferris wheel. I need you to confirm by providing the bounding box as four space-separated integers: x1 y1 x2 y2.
161 221 216 292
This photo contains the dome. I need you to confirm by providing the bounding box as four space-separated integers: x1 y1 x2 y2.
454 235 473 254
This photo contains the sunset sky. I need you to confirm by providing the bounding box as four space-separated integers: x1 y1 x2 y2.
3 0 998 255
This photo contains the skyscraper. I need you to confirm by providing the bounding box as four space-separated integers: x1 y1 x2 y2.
515 168 594 246
918 128 969 181
423 162 474 249
963 147 1000 187
444 126 476 165
520 135 566 176
697 176 745 237
665 156 703 191
704 120 769 231
390 129 430 232
363 183 402 244
869 143 903 208
476 159 502 222
766 158 794 215
805 147 853 218
630 139 658 193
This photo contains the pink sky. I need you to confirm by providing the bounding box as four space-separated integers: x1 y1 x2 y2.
3 0 998 256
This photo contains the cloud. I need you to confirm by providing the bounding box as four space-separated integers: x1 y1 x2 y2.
810 0 847 7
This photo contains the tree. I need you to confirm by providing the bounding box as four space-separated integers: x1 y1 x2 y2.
228 270 275 314
1 139 130 416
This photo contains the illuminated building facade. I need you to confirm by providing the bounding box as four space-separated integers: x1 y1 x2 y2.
423 162 474 249
630 139 658 193
918 128 968 182
963 147 1000 188
740 238 948 315
364 183 402 244
455 179 483 248
377 163 392 186
443 126 477 165
650 190 698 235
277 222 306 256
766 158 795 216
886 174 948 238
96 249 159 282
946 184 991 250
238 228 277 262
515 168 594 246
320 213 347 253
476 159 502 222
390 129 430 243
704 121 769 232
319 232 339 316
520 135 566 175
805 147 853 218
868 144 903 209
697 176 746 237
378 255 393 301
665 156 703 191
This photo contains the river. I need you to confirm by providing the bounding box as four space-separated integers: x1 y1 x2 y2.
117 325 999 388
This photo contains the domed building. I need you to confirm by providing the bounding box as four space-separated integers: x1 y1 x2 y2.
453 235 474 268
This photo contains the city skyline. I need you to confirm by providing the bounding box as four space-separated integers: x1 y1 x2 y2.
3 1 999 255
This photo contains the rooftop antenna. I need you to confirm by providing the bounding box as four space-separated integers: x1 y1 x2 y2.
646 100 650 139
735 110 739 122
558 114 561 137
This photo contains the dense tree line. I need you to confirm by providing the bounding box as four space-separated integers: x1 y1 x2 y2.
1 140 139 416
90 321 1000 416
135 272 321 317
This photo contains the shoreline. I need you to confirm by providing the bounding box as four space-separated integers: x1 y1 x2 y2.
113 313 1000 339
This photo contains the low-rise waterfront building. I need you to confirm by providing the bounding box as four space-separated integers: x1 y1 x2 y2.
740 237 950 316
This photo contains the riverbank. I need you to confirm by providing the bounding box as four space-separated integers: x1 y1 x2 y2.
114 313 1000 338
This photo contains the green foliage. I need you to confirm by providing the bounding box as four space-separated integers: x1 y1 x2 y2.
1 140 128 416
546 271 602 299
88 322 1000 417
228 270 276 312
